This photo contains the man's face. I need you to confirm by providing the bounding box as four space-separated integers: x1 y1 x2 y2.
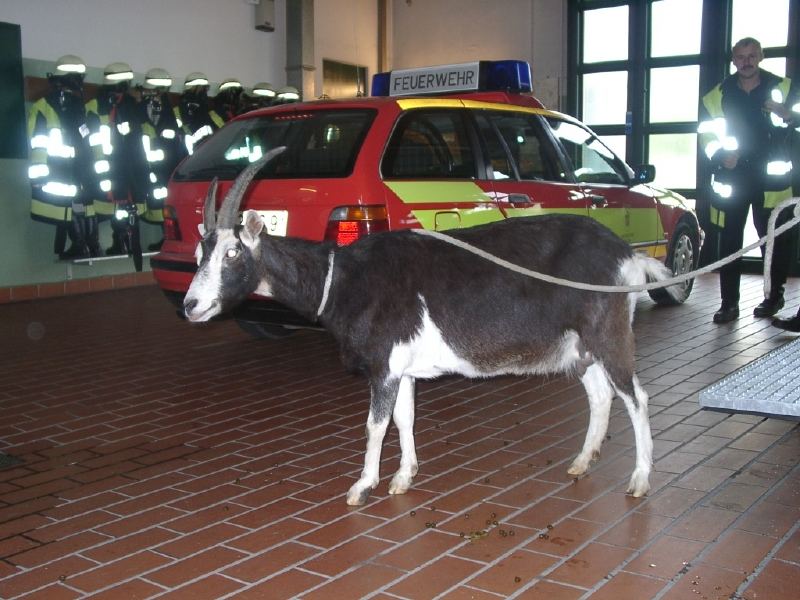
732 43 762 79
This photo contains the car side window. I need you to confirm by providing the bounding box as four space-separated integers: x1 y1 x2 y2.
477 112 566 182
546 118 628 185
383 110 476 179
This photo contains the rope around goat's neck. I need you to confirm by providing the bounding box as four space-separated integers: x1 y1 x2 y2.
316 251 335 317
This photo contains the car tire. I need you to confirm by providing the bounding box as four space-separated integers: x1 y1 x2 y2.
235 319 295 340
648 221 698 306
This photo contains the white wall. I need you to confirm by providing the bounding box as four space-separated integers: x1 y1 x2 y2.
1 0 287 90
314 0 378 97
388 0 566 109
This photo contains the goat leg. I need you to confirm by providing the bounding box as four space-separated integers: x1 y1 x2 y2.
346 377 400 506
568 363 613 477
388 376 418 495
621 375 652 497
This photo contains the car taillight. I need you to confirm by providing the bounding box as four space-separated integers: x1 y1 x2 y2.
324 205 388 246
162 205 181 241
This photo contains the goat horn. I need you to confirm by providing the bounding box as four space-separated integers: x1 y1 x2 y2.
203 177 219 234
216 146 287 229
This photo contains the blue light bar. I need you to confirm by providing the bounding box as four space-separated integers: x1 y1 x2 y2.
371 60 532 97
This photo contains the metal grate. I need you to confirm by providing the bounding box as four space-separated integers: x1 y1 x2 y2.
700 337 800 417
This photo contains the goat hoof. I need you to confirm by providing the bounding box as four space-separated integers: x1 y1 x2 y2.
388 474 413 496
625 471 650 498
346 486 372 506
567 459 589 477
346 479 376 506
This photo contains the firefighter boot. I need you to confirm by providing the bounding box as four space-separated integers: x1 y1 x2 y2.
85 215 102 257
59 213 89 259
106 219 127 255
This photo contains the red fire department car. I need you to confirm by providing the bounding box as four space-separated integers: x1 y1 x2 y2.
152 60 701 338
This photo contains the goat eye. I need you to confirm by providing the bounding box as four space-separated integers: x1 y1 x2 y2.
225 248 238 259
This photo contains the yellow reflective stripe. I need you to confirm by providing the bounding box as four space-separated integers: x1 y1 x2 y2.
764 187 792 209
504 206 587 218
709 206 725 228
632 207 665 240
638 244 667 259
396 99 464 109
31 198 71 222
461 99 554 117
702 85 724 118
94 200 115 216
410 208 503 230
396 97 563 119
385 181 491 204
210 110 225 128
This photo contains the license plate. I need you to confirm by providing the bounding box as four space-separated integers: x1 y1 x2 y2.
255 210 288 237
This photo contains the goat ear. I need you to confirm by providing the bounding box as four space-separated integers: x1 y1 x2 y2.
203 178 219 234
241 210 264 247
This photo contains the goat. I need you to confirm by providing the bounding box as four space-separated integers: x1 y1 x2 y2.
183 148 676 505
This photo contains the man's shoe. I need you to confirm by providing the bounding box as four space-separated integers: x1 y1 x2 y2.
713 305 739 324
772 314 800 333
753 295 785 318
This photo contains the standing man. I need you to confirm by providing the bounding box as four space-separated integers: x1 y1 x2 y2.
698 37 794 324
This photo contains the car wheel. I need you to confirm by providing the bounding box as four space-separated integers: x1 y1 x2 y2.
648 221 698 305
235 319 295 340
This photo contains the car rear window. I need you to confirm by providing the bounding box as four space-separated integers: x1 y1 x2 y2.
172 109 376 181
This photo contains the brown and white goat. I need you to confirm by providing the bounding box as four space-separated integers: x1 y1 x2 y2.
183 149 677 505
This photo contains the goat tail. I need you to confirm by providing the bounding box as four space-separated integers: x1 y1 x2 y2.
618 253 683 303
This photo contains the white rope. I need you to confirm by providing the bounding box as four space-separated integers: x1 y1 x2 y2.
412 197 800 294
763 197 800 298
316 251 335 317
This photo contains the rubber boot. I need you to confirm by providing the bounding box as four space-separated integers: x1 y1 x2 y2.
59 213 89 259
85 215 102 257
53 223 67 255
107 220 127 255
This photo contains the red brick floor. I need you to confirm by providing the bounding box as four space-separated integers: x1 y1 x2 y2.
0 273 798 599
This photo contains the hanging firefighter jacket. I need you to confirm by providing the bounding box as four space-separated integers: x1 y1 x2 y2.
174 89 224 155
85 86 117 219
106 91 150 218
699 68 793 226
140 91 186 223
213 78 243 123
28 80 98 226
28 75 103 258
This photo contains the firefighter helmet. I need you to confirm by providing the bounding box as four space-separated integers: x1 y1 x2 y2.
184 72 209 88
276 85 300 103
145 67 173 90
103 62 134 83
55 54 86 74
218 78 242 93
251 82 276 98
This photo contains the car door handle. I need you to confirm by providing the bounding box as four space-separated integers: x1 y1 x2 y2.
508 193 532 205
588 194 607 208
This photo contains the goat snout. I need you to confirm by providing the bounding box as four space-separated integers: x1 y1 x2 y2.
182 296 219 322
183 297 198 318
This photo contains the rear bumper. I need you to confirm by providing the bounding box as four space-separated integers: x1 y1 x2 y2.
153 256 317 329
